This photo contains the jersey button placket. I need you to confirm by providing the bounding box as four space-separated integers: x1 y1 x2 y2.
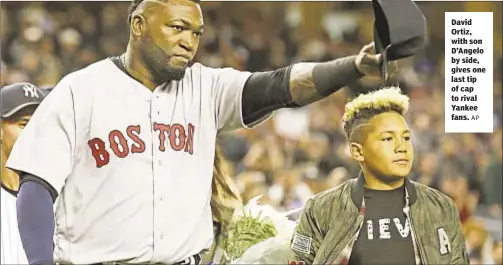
150 95 161 251
153 99 163 167
151 94 166 250
146 96 151 118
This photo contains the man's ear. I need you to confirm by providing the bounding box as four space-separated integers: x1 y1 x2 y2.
349 142 364 162
131 14 146 38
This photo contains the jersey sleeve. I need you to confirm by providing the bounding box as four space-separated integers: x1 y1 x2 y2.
209 66 273 131
6 76 76 195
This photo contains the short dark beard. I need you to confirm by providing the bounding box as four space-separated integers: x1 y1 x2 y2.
141 37 187 83
159 60 186 81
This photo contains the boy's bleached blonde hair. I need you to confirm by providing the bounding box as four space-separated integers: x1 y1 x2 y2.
342 86 410 142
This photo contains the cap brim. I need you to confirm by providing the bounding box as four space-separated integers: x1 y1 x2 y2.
1 102 41 119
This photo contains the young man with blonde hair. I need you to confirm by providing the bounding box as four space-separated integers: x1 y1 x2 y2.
290 87 469 265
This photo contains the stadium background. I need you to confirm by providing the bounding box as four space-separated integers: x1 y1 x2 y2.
1 1 502 264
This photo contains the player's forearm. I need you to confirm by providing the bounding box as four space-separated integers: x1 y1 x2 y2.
289 55 363 106
17 181 55 265
241 56 363 126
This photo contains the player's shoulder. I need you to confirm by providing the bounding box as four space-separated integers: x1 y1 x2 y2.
188 62 216 72
187 62 251 77
82 58 115 73
60 59 115 87
186 62 214 77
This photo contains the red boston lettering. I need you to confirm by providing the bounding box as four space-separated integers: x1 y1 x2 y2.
153 122 170 152
88 122 195 168
169 124 185 151
184 123 195 155
127 125 146 153
88 138 110 168
109 130 129 158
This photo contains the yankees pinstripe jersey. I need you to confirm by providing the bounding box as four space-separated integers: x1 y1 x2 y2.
1 186 28 265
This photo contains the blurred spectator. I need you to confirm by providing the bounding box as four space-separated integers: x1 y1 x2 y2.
492 239 502 265
326 166 350 188
464 219 490 263
484 135 503 218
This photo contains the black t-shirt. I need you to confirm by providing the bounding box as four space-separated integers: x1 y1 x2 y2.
348 185 416 265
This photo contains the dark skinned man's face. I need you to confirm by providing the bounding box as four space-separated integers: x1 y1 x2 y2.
134 0 204 81
355 112 414 181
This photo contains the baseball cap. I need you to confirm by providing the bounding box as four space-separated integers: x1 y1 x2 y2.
372 0 427 61
0 82 46 119
40 85 54 96
372 0 427 84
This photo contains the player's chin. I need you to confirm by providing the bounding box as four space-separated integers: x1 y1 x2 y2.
388 166 412 179
163 65 187 81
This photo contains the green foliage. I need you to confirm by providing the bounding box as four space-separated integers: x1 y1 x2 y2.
219 209 278 264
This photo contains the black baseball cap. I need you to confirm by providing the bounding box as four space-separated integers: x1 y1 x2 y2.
372 0 427 61
1 82 46 119
372 0 427 85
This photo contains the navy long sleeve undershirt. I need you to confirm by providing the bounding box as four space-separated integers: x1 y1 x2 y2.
17 180 55 265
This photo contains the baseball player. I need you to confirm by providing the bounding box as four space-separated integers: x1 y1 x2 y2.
1 82 47 265
7 0 397 264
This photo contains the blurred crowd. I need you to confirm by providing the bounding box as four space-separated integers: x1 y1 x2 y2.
1 1 502 264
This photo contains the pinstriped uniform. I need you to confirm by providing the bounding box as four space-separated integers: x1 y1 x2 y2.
1 186 28 265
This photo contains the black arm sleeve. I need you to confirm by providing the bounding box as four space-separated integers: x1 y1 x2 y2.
312 55 363 97
241 66 298 126
241 56 363 126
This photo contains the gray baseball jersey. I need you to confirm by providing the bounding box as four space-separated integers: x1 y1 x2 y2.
6 59 270 264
